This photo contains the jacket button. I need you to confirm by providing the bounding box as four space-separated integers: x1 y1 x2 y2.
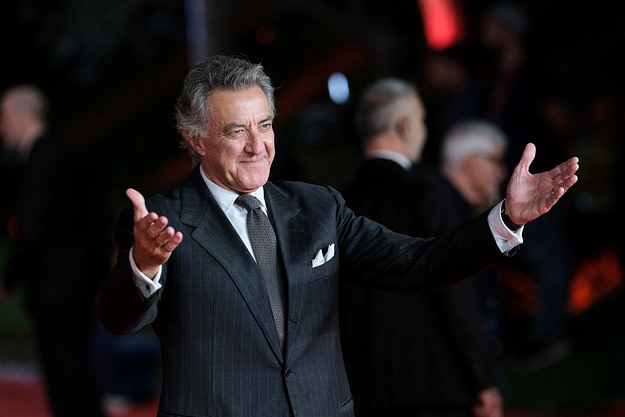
284 368 293 378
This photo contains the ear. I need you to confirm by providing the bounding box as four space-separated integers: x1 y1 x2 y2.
186 133 206 156
394 116 410 139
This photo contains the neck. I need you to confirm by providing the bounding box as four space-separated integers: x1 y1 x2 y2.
364 134 416 165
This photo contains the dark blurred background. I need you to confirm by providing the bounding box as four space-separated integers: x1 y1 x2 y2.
1 0 625 415
2 0 624 196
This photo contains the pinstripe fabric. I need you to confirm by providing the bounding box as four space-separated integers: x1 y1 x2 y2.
97 167 507 417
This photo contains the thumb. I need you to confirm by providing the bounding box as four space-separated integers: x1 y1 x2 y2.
518 142 536 173
126 188 148 222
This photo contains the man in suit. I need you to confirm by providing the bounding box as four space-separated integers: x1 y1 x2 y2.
0 85 109 417
339 79 506 417
96 55 579 417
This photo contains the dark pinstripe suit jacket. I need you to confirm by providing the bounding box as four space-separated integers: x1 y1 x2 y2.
97 167 507 417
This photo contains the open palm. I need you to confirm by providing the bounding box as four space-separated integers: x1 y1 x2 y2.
127 188 183 278
505 143 579 226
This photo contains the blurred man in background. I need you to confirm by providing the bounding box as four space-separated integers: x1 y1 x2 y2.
0 85 110 417
340 78 505 417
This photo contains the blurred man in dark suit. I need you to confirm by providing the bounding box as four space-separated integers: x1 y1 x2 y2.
340 78 507 417
0 85 110 417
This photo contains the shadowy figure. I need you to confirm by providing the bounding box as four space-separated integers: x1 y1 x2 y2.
0 85 110 417
340 78 505 417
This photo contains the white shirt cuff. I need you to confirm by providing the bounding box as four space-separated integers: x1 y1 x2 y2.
488 200 524 254
129 246 162 298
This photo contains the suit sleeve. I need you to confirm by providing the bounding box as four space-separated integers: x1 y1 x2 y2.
333 187 508 291
96 208 160 335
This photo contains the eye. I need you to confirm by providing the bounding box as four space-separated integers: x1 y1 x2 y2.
226 127 245 137
260 122 273 131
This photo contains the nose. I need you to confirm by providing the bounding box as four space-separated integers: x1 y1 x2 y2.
245 130 265 155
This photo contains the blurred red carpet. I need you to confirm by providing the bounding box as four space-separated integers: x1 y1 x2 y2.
3 372 625 417
0 372 158 417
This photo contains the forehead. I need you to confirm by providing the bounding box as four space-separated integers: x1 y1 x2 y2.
207 86 271 116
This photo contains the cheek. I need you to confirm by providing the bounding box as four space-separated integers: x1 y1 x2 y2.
486 171 503 190
267 141 276 159
222 141 245 161
263 135 276 159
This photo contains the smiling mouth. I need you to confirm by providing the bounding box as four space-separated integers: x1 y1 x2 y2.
240 156 267 165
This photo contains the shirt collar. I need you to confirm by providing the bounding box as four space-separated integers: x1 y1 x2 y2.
199 167 267 213
364 149 412 170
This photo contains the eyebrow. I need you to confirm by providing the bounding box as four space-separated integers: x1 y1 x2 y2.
223 116 274 131
223 122 246 132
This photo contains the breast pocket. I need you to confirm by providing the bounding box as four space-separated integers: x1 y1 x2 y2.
310 252 338 282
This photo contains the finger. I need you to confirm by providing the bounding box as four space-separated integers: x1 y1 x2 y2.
557 173 578 195
552 159 579 187
126 188 149 223
564 156 580 176
162 231 184 253
154 225 178 245
548 175 578 209
143 215 170 239
549 155 579 178
517 142 536 173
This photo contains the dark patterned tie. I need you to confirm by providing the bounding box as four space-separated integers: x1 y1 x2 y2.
235 194 286 349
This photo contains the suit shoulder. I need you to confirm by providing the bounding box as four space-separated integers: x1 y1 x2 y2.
145 185 184 212
268 180 343 202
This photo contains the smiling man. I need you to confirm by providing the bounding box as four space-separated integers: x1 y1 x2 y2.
96 55 579 417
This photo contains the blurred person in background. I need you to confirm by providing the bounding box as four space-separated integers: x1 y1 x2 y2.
340 78 505 417
0 85 110 417
477 2 575 363
435 120 511 355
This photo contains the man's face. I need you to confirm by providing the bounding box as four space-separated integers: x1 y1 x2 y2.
193 86 275 194
470 144 507 205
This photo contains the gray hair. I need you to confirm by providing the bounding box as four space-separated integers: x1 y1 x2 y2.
175 55 276 165
355 77 418 141
441 119 508 169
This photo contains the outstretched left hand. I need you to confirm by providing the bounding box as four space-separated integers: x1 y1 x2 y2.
505 143 579 226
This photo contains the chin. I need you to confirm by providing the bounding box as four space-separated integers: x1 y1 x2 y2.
242 175 270 191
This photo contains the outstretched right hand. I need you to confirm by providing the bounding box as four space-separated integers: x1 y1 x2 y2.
127 188 183 278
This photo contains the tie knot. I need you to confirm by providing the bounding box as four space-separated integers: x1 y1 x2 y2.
236 194 262 212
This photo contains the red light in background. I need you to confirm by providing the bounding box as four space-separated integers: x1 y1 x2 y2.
417 0 464 50
256 25 276 46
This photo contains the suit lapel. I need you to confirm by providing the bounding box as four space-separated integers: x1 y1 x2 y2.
178 171 284 359
264 182 310 352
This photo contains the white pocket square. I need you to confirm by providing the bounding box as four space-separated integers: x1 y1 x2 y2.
312 243 335 268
